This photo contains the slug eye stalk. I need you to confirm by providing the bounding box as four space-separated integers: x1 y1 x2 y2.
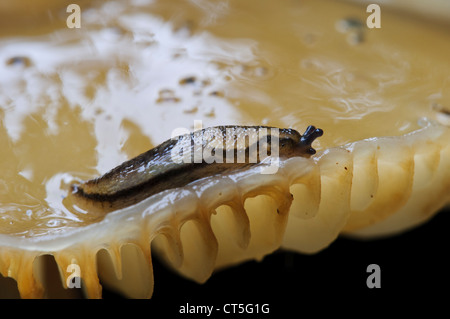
300 126 324 155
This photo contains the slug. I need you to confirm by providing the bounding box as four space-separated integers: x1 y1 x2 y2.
70 125 323 213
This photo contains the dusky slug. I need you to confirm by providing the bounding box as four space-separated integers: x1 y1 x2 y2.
70 125 323 213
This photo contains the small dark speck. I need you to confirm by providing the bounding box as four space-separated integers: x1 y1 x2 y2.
344 166 348 170
370 194 374 198
209 91 224 97
179 76 196 85
336 17 364 32
6 56 32 67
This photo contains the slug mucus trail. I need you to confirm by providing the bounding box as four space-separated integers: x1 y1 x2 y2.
70 125 323 212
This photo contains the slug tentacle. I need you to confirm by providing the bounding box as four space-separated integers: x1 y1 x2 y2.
69 125 323 213
300 125 324 155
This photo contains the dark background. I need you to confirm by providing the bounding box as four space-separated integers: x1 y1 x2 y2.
103 206 449 315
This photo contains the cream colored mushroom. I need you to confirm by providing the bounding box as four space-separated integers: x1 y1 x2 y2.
0 0 449 299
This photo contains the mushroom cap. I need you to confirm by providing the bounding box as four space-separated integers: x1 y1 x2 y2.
0 0 449 299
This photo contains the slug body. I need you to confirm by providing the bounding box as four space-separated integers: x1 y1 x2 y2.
71 125 323 212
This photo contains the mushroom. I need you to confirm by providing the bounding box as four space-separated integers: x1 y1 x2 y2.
0 0 449 299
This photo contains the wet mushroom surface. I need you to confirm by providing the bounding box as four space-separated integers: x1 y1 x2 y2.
0 0 449 305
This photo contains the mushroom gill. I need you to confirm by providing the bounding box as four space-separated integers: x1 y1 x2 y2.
0 0 449 299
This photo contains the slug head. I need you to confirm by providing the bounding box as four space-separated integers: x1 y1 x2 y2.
279 126 323 158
